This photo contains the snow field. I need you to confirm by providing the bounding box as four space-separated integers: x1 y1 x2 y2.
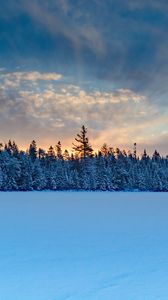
0 192 168 300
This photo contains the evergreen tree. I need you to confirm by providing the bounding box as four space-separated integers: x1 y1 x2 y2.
133 143 137 159
38 148 45 160
55 141 63 159
32 159 46 190
63 149 70 161
72 125 93 158
0 167 4 190
29 140 37 161
18 154 33 191
100 143 109 157
47 146 55 159
0 130 167 191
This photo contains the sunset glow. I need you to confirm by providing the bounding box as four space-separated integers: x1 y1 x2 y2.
1 1 168 154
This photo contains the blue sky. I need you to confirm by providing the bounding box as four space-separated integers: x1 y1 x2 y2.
0 0 168 153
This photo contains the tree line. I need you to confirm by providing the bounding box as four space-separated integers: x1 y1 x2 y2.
0 125 167 191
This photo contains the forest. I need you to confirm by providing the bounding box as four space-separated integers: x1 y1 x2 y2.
0 126 167 191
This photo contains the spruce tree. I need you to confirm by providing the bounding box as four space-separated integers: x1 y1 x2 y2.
72 125 93 158
56 141 63 159
29 140 37 161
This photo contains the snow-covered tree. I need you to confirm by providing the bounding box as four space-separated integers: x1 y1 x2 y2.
29 140 37 161
0 131 168 191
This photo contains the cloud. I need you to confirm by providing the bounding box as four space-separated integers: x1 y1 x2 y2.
1 0 168 96
0 70 164 153
20 1 106 56
1 1 168 153
0 71 62 91
0 71 62 83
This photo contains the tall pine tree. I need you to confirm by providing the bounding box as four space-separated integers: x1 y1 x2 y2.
72 125 93 158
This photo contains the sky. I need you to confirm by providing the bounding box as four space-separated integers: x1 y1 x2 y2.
0 0 168 154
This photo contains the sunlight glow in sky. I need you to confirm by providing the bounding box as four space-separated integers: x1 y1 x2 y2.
1 0 168 154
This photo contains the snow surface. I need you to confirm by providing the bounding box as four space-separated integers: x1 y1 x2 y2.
0 192 168 300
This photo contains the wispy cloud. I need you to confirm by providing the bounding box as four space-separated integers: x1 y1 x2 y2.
20 1 106 56
1 0 168 93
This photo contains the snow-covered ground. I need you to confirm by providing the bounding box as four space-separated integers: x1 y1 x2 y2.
0 192 168 300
